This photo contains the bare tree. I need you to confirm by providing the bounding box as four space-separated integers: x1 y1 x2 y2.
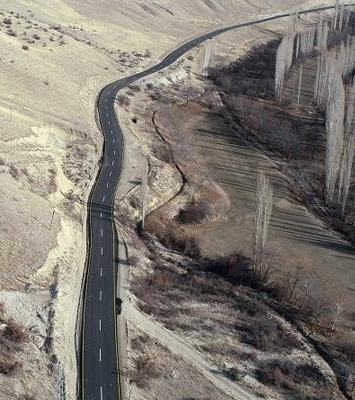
325 70 345 205
339 0 345 32
306 286 330 332
331 295 346 331
275 14 298 100
252 171 273 271
334 0 340 30
296 62 303 108
299 276 315 311
282 263 305 303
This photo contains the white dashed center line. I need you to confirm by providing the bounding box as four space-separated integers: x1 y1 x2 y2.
113 150 116 155
106 113 109 118
99 348 102 362
109 171 112 177
99 290 102 301
111 130 114 135
100 246 104 256
108 91 111 96
112 161 115 166
100 387 103 400
100 268 103 277
106 182 110 188
102 195 105 202
108 120 111 125
99 319 102 331
100 212 103 218
100 228 104 237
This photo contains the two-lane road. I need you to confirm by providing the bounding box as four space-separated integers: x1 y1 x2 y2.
81 4 341 399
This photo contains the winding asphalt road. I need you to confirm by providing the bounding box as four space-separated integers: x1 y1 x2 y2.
81 4 341 400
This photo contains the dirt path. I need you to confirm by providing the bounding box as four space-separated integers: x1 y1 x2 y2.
126 302 261 400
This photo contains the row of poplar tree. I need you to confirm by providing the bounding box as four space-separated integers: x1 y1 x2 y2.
275 0 355 215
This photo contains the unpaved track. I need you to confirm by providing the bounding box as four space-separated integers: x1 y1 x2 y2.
126 303 261 400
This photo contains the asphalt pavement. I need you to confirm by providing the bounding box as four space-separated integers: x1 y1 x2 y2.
80 4 339 400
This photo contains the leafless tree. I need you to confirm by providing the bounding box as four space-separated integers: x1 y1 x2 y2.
298 271 317 310
252 171 273 271
282 263 305 303
331 295 346 331
275 14 298 100
338 81 355 215
325 70 345 205
306 286 330 332
339 1 345 32
334 0 340 30
296 62 303 108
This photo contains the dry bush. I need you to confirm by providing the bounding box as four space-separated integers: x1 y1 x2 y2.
7 29 17 37
151 143 171 163
22 44 29 50
2 318 27 343
257 359 327 398
131 354 160 388
0 351 20 375
128 84 141 92
33 33 40 40
128 255 140 267
131 333 150 353
48 168 57 193
176 199 214 225
240 317 300 352
334 333 355 363
202 252 264 289
209 39 279 99
9 165 20 179
117 94 130 107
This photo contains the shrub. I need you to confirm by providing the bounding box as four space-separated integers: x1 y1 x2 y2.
2 318 27 343
128 255 140 267
0 351 20 375
22 44 29 50
7 29 17 37
334 333 355 363
152 143 171 163
128 84 141 92
131 333 150 353
240 317 299 352
131 354 160 388
257 359 325 394
176 199 213 225
33 33 40 40
117 94 130 107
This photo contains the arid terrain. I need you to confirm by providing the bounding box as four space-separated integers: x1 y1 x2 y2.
0 1 350 400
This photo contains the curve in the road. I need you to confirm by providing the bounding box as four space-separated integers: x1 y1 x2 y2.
80 4 342 400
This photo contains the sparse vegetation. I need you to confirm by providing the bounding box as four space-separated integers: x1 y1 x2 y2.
0 303 27 376
131 354 161 388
